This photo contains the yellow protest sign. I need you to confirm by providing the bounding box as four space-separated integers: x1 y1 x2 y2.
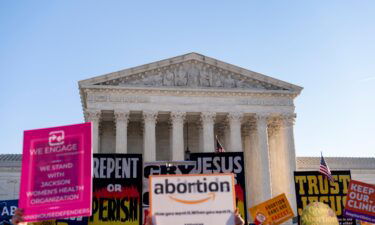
249 193 294 225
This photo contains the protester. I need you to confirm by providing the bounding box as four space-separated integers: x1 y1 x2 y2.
11 208 27 225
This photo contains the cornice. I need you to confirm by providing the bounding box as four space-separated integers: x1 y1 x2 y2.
81 85 299 98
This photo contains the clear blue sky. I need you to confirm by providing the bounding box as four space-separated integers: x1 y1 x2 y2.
1 1 374 157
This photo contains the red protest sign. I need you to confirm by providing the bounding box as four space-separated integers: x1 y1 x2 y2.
344 180 375 223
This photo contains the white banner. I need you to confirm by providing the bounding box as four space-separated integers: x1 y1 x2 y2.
150 173 236 225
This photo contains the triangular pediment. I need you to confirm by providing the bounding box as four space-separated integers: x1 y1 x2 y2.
79 53 302 93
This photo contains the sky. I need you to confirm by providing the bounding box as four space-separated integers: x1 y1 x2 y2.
0 1 374 157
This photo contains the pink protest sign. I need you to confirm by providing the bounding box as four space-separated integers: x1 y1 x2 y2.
19 122 92 222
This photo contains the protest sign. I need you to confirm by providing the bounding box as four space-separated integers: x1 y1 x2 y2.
0 200 18 225
249 193 294 225
149 173 236 225
294 170 355 225
0 200 88 225
344 180 375 223
30 217 89 225
89 154 142 225
190 152 248 223
142 161 196 224
19 123 92 222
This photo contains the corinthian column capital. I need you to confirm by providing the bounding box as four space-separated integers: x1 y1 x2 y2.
143 110 158 123
255 113 270 128
114 110 129 123
84 109 101 122
280 113 296 127
170 111 186 124
201 112 216 124
228 112 244 123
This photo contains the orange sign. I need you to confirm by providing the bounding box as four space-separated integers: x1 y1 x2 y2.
344 180 375 223
249 193 294 225
360 222 375 225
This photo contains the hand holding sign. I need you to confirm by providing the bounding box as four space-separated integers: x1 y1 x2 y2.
12 209 27 225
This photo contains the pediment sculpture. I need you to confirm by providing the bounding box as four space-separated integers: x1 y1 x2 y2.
94 61 287 91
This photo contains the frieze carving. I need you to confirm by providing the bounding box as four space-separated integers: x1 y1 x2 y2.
95 60 287 91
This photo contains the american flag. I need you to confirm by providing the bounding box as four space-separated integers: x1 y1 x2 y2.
319 153 335 182
215 135 225 153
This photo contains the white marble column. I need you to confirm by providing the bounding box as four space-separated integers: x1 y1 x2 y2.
143 111 158 162
268 118 285 197
171 111 186 160
201 112 216 152
223 123 230 151
280 114 297 216
196 121 204 152
242 124 252 222
250 114 272 205
228 112 243 152
168 123 173 159
114 110 129 154
84 109 101 154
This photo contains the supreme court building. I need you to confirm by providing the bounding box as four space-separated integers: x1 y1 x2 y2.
78 52 303 218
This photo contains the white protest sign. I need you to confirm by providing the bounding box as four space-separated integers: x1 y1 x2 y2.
149 173 236 225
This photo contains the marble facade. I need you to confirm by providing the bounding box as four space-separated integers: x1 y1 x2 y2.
78 53 303 221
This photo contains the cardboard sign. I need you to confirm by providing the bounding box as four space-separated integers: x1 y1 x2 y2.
344 180 375 223
89 154 143 225
19 123 92 222
150 173 236 225
190 152 248 224
294 171 355 225
0 200 18 225
249 193 294 225
142 161 196 224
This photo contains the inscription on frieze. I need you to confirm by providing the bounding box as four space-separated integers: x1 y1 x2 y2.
237 98 293 106
88 95 149 103
87 93 291 106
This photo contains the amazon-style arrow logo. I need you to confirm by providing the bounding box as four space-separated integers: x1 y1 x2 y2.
168 192 216 204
